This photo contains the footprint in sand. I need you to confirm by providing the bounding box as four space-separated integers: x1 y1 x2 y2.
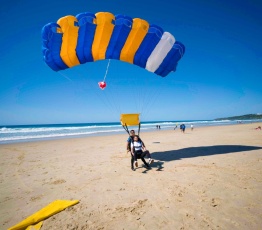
50 179 66 185
211 198 220 207
30 195 43 202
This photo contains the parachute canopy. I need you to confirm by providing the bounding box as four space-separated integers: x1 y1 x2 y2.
41 11 185 77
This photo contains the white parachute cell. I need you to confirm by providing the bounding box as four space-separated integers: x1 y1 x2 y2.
145 32 175 73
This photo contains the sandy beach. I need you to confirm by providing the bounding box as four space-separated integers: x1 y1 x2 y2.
1 123 262 229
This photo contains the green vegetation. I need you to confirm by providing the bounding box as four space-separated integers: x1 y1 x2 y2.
215 114 262 121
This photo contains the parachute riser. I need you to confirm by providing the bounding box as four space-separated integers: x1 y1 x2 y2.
122 124 130 136
122 123 141 137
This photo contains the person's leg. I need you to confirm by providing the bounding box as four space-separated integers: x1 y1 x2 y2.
133 151 138 167
133 152 138 161
144 150 151 158
131 154 135 170
141 157 150 168
144 150 154 164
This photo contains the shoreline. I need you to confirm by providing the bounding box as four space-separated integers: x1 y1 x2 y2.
1 121 261 145
1 123 262 229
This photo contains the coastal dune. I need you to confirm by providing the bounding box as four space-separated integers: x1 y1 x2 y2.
1 123 262 229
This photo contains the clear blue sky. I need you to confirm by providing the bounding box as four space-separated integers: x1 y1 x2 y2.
0 0 262 125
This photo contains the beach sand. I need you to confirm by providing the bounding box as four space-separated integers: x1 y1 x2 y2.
1 123 262 229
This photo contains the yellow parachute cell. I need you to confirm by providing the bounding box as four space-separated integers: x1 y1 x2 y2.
92 12 115 61
120 18 149 64
57 16 80 67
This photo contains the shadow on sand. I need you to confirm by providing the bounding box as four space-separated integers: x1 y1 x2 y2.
150 145 262 171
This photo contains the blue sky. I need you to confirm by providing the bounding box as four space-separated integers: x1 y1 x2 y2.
0 0 261 125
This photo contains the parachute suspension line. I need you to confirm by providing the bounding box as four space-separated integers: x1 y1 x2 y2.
139 87 149 114
58 70 112 116
135 77 142 113
109 60 123 114
103 87 122 115
103 59 111 82
104 65 121 114
127 72 142 113
140 84 162 121
75 64 120 117
136 80 153 117
57 72 73 82
142 88 160 119
135 76 143 113
98 59 122 115
140 78 159 115
112 67 122 114
131 74 157 116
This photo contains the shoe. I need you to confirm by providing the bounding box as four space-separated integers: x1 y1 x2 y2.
148 159 154 165
135 161 138 167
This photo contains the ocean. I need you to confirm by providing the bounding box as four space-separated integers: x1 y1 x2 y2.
0 119 261 144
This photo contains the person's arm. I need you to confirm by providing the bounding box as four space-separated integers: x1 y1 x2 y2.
141 140 147 151
126 137 131 153
130 143 134 156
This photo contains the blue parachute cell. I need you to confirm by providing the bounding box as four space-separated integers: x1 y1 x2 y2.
76 12 97 63
105 14 133 60
41 23 68 71
154 41 185 77
133 24 164 68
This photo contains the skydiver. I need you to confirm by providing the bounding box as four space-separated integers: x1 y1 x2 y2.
130 135 150 171
126 130 154 170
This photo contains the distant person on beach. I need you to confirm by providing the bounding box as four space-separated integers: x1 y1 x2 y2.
181 124 186 133
191 124 194 131
174 125 177 130
130 135 150 170
126 130 154 169
255 126 261 130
